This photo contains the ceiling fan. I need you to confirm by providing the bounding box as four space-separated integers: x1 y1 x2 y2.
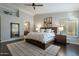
24 3 43 10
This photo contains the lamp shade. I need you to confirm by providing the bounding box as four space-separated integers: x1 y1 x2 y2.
58 26 64 32
36 28 39 31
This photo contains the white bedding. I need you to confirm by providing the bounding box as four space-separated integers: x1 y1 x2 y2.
25 32 55 44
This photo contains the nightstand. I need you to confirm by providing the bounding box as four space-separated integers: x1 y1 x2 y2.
55 35 66 44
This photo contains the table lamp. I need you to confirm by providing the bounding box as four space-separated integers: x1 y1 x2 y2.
58 26 64 35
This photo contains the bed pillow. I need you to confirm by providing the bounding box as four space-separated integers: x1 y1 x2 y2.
46 29 52 33
40 29 45 32
51 30 54 32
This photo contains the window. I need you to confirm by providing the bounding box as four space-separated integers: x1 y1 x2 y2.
61 19 78 36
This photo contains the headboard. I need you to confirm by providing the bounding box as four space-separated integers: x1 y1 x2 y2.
40 27 57 35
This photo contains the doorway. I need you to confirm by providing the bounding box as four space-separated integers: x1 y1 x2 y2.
24 22 30 35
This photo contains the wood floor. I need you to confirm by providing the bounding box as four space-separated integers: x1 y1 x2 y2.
53 43 79 56
0 39 79 56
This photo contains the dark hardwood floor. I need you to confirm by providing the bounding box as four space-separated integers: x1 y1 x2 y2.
53 42 79 56
0 43 12 56
0 39 23 56
0 39 79 56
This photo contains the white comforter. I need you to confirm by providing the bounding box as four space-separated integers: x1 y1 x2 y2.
25 32 55 43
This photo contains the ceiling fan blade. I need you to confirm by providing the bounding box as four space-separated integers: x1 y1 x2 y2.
24 4 32 6
34 5 43 6
24 3 43 6
24 3 43 10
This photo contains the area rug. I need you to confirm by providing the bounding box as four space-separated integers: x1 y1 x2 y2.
7 41 60 56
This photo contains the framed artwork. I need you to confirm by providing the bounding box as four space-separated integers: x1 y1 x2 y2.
44 18 47 27
44 17 52 27
10 23 20 38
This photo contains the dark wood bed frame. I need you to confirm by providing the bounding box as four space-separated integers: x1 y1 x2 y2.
25 27 57 50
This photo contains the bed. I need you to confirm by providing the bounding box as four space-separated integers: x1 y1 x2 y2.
25 27 57 50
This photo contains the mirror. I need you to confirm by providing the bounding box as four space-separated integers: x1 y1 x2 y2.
10 23 20 38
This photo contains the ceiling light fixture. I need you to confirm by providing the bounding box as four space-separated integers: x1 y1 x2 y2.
24 3 43 10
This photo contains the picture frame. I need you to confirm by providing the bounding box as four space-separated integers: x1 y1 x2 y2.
44 17 52 27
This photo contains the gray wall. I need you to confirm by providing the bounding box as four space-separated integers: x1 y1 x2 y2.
1 10 34 42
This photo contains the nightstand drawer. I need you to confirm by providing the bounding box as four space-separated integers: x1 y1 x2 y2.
55 35 66 44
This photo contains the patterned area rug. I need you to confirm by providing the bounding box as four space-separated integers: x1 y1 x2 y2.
7 41 60 56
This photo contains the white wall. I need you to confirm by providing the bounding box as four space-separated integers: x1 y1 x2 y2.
1 10 34 42
34 11 79 27
34 12 67 28
34 11 79 36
